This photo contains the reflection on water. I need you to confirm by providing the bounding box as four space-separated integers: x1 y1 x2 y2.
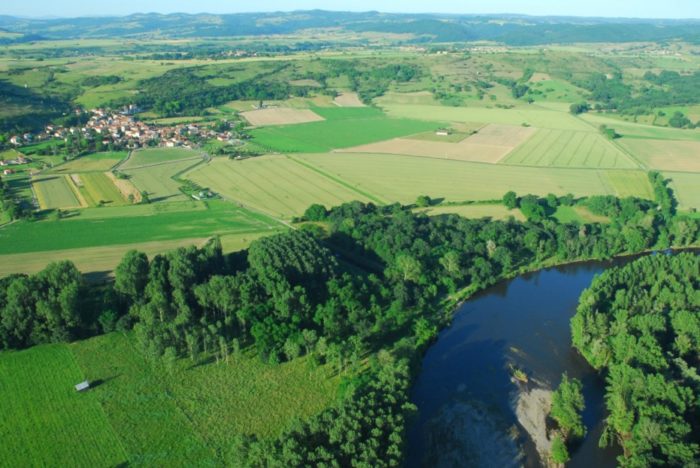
407 260 627 467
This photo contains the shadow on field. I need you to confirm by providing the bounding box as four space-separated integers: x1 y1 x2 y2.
90 374 121 388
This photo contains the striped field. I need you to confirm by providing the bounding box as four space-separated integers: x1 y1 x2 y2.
32 175 83 210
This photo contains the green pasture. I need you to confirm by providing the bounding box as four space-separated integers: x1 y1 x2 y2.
0 344 128 467
501 129 638 169
78 172 127 207
51 152 127 173
124 159 202 203
664 171 700 210
187 156 376 219
416 204 526 221
582 114 700 141
553 205 610 224
0 200 278 255
32 175 82 210
119 148 202 170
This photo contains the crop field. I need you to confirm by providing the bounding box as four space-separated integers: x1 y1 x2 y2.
187 156 376 218
0 344 128 466
250 111 439 153
241 108 325 126
618 139 700 172
74 172 127 207
417 204 526 221
124 159 202 202
664 171 700 210
51 152 127 173
32 175 83 209
501 129 637 168
296 153 651 204
375 91 437 106
333 92 365 107
0 200 279 255
119 148 202 170
381 104 592 131
581 114 700 141
67 332 339 465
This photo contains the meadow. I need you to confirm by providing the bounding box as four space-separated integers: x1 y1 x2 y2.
250 107 439 153
0 344 128 466
75 172 127 207
123 159 203 203
119 148 202 170
32 175 83 209
618 138 700 172
664 171 700 210
295 153 653 204
416 204 526 221
187 156 377 219
51 151 127 173
501 129 638 169
0 200 279 255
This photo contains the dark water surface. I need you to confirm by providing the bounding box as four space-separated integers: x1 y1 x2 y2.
407 259 633 467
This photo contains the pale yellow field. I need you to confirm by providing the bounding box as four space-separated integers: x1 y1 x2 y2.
186 155 375 218
664 171 700 209
619 139 700 172
32 175 84 210
339 124 535 164
296 153 652 204
333 92 365 107
375 91 436 106
241 108 325 126
417 204 526 221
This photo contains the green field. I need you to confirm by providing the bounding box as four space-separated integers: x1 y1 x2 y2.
51 152 127 173
581 114 700 142
553 205 611 224
664 171 700 210
124 159 202 202
501 129 638 168
250 107 439 153
119 148 202 170
77 172 127 207
0 344 128 466
381 104 591 131
187 155 376 218
618 138 700 172
0 200 279 255
32 175 82 209
295 153 653 204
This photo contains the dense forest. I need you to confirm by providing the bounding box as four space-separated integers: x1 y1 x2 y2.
571 254 699 466
1 175 699 464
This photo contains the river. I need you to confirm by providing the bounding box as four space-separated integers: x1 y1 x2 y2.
407 259 632 467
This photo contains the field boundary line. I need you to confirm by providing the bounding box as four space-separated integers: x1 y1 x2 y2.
286 154 388 205
574 114 646 169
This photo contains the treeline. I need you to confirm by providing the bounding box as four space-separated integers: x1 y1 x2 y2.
324 61 422 103
0 79 72 132
0 175 31 220
571 254 699 466
118 66 294 117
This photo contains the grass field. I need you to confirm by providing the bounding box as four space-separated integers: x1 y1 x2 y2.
501 129 638 168
581 114 700 142
0 344 128 466
664 171 700 210
187 156 376 218
0 200 279 255
250 107 439 153
417 204 526 221
32 175 83 209
242 108 325 126
119 148 202 170
618 138 700 172
553 205 611 224
51 152 127 173
381 104 592 131
295 153 653 204
75 172 127 207
124 159 202 203
333 92 365 107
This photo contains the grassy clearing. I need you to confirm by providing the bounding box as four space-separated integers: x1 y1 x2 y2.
51 152 127 173
0 344 128 467
250 107 438 153
664 171 700 210
296 153 650 204
581 114 700 141
70 332 340 465
242 108 325 126
0 200 279 255
502 129 637 169
333 92 365 107
374 91 436 106
77 172 127 207
381 104 591 131
528 79 587 103
124 159 202 203
417 204 526 221
187 156 376 219
618 138 700 172
119 148 202 170
32 175 82 209
554 206 610 224
602 171 655 199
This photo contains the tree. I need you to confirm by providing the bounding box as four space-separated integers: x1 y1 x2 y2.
304 204 328 221
569 102 589 115
114 250 149 305
551 435 570 464
503 191 518 210
550 373 586 440
415 195 432 208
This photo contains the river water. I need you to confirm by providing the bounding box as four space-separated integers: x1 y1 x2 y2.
407 259 629 467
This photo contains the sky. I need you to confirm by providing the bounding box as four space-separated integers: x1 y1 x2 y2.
2 0 700 19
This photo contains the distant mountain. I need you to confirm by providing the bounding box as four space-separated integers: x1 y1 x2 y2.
0 11 699 44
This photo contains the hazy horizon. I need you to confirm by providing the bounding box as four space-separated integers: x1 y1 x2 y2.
2 0 700 20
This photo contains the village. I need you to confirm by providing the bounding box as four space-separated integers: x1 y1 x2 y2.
6 105 241 157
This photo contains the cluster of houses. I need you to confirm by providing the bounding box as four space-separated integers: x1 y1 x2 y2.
9 107 240 151
0 153 29 175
